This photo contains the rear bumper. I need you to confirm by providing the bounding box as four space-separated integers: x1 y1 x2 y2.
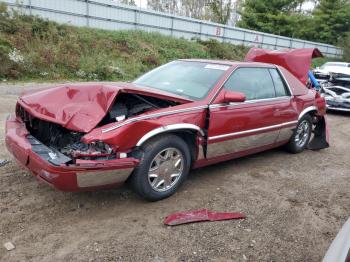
5 115 139 192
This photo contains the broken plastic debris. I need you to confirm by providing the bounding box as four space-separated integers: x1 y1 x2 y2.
0 159 10 167
4 242 15 251
164 209 245 226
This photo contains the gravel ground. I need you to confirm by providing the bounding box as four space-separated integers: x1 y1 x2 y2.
0 82 349 262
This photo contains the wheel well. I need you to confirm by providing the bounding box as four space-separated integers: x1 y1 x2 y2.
299 106 318 120
138 130 199 164
304 110 318 124
169 130 197 163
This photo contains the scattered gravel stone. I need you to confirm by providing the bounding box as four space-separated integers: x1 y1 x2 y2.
4 242 15 251
0 159 10 167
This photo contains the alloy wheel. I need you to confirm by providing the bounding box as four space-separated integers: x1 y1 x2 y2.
147 147 184 192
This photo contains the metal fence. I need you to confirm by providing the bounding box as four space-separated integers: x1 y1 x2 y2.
2 0 343 58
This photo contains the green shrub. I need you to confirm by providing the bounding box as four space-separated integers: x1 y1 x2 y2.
339 33 350 62
197 39 248 60
0 2 251 81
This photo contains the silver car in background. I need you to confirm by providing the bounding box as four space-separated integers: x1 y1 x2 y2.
314 62 350 112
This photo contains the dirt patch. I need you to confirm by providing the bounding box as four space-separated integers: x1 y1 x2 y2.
0 83 349 261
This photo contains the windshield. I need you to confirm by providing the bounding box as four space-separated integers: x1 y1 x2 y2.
133 61 230 100
321 62 350 69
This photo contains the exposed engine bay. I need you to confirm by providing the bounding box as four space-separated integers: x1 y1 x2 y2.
17 93 178 164
98 93 178 126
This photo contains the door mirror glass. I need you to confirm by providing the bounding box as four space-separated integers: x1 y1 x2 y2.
223 90 246 103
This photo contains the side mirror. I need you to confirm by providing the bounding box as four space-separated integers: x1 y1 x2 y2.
223 90 246 103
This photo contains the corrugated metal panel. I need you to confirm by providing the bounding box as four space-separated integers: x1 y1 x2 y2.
89 18 134 30
31 9 87 26
0 0 342 57
31 0 86 15
89 3 135 23
173 19 200 33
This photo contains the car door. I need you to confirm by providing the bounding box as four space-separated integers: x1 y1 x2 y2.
268 68 299 142
206 67 298 159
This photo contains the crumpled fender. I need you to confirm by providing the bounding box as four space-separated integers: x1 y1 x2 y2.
308 116 330 150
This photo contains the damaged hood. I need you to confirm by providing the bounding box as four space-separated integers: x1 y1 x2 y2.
18 83 190 133
244 47 323 84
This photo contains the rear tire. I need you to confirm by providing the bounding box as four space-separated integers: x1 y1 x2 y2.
129 134 191 201
286 115 313 154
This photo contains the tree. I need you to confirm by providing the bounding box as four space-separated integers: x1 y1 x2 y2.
180 0 209 19
339 32 350 61
147 0 179 14
310 0 350 44
208 0 233 24
147 0 233 23
118 0 136 5
237 0 310 38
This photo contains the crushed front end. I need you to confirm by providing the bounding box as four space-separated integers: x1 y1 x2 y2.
6 83 184 192
319 74 350 112
5 105 139 192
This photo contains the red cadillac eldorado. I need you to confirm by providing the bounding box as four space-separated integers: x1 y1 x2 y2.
5 48 329 201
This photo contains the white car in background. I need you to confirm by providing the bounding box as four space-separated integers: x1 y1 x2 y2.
314 62 350 81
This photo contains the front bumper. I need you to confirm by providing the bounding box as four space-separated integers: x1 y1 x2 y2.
5 116 139 192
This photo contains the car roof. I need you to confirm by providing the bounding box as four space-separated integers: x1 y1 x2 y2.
178 59 276 68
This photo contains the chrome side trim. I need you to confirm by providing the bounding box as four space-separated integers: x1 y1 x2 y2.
208 121 298 141
209 96 291 109
298 106 317 120
102 105 208 133
207 130 279 158
77 168 134 188
197 144 205 160
136 123 205 146
276 126 294 142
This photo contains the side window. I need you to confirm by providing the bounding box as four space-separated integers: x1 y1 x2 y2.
224 68 276 100
269 69 290 97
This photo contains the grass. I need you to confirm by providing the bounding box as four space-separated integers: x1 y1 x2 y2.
0 3 248 82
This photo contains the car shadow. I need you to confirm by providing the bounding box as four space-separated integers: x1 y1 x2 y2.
187 147 289 183
327 110 350 117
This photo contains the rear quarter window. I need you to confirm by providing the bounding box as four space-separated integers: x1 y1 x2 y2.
269 69 290 97
278 67 308 96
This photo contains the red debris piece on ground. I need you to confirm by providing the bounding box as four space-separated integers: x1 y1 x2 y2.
164 209 246 226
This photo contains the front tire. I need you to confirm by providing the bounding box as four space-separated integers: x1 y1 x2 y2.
286 115 313 154
129 134 191 201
